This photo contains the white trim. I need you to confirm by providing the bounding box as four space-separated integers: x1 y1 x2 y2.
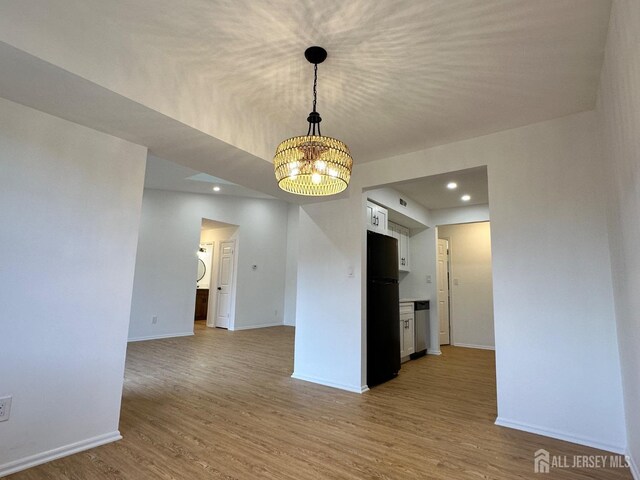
495 417 625 454
128 331 193 342
452 343 495 350
230 322 283 331
628 450 639 480
427 349 442 355
291 372 366 394
0 431 121 477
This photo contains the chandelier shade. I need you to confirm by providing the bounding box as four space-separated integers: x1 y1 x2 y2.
274 47 352 196
274 135 352 196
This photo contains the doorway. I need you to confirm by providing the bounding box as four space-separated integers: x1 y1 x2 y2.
437 238 451 345
213 240 236 329
197 218 239 329
437 221 494 350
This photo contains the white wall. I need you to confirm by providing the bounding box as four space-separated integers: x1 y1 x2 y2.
295 110 626 452
128 189 289 340
596 0 640 474
0 98 147 476
283 204 299 327
431 204 490 226
293 199 363 393
438 222 494 349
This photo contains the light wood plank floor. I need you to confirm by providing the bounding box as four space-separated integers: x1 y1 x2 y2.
10 323 631 479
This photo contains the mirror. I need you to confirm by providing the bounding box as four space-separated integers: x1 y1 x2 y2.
197 258 206 282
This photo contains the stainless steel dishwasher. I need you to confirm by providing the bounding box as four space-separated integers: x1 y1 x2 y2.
410 300 430 359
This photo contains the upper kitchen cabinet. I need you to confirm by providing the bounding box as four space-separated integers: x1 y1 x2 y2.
389 221 411 272
366 201 388 234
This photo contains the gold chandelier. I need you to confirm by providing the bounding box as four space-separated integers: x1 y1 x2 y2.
274 47 353 196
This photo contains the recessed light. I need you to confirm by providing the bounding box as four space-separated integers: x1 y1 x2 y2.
213 186 221 192
461 194 471 201
447 182 458 189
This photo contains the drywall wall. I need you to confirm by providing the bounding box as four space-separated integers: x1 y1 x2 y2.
0 98 147 476
128 189 289 340
438 222 494 349
294 198 364 392
431 204 490 226
284 204 299 327
596 0 640 474
295 110 626 452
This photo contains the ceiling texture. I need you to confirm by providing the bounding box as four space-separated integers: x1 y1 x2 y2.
0 0 612 203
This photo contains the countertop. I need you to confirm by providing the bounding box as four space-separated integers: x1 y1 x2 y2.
399 298 429 303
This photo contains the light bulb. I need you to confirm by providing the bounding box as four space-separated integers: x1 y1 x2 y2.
311 172 322 184
447 182 457 189
315 160 327 171
328 169 338 178
461 194 471 201
213 186 221 192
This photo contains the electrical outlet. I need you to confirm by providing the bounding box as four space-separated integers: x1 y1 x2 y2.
0 396 12 422
152 315 158 325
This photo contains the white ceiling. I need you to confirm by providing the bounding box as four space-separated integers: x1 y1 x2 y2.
0 0 612 201
81 0 611 163
390 166 488 210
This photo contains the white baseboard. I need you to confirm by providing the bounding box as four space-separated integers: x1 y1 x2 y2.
291 372 366 394
495 417 625 454
231 322 283 331
427 349 442 355
628 450 639 480
128 331 193 342
0 431 121 477
452 343 495 350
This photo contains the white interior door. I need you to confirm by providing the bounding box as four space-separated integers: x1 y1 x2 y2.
215 241 236 329
437 239 451 345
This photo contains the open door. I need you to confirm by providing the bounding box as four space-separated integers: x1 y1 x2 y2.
437 238 451 345
215 240 236 329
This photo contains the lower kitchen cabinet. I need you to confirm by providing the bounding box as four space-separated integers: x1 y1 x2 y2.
399 303 415 360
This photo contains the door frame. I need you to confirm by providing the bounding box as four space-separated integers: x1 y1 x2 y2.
208 239 239 329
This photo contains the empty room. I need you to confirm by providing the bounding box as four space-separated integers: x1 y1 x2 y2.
1 1 638 479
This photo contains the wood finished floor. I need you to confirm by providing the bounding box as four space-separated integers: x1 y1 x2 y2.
10 322 631 479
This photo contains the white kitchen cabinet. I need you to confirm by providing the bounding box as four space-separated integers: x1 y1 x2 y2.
366 201 388 234
399 303 415 361
388 221 411 272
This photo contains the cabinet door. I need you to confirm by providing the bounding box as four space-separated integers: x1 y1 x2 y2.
398 226 410 272
366 202 389 234
400 312 413 359
376 207 388 234
404 316 415 356
366 202 376 232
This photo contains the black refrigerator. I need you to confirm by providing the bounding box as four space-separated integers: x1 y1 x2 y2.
367 230 400 387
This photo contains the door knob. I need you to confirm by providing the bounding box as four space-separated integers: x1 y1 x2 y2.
217 287 222 290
